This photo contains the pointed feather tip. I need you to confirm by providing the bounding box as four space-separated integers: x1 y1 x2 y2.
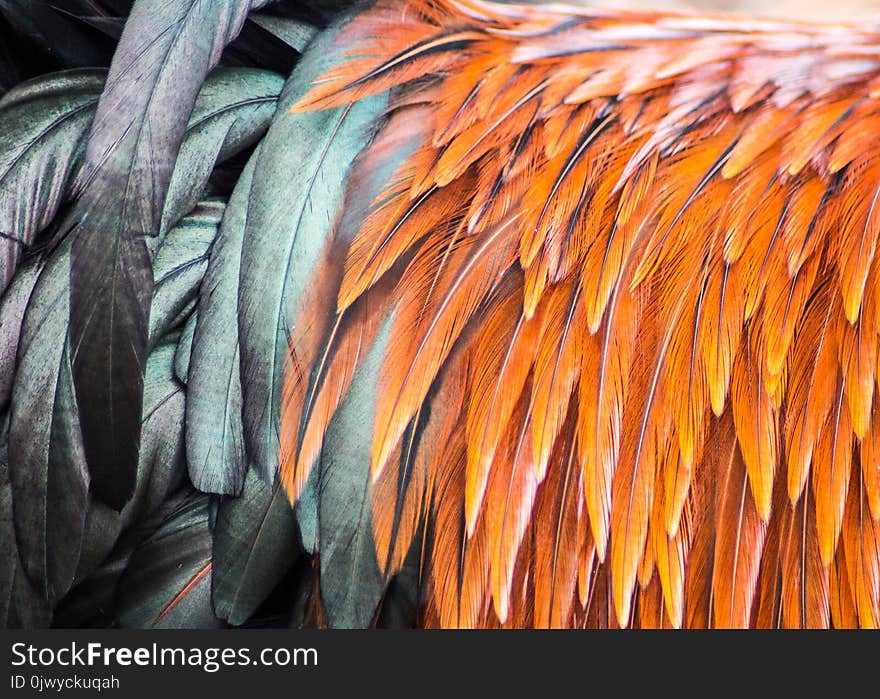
843 289 865 326
818 532 836 568
786 454 811 508
279 451 310 507
613 583 634 629
851 405 871 442
591 518 609 563
664 595 684 630
493 593 510 626
464 464 486 539
752 475 773 522
709 383 728 417
369 443 393 485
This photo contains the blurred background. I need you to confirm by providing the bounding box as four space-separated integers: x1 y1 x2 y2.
579 0 876 20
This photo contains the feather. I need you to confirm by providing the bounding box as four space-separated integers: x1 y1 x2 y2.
315 315 394 627
238 26 386 486
127 340 188 529
861 399 880 521
8 239 88 603
53 538 134 629
813 379 854 565
160 67 283 237
465 281 537 535
838 277 877 440
784 278 839 503
842 460 880 628
652 492 689 629
780 490 830 628
0 69 102 295
484 388 538 624
0 259 42 412
115 491 222 629
426 423 491 629
578 286 638 558
684 432 716 629
370 417 429 579
609 295 677 626
0 436 51 628
422 350 490 628
830 544 859 629
838 178 880 324
730 334 778 520
533 416 581 628
173 312 197 385
67 0 269 510
337 169 473 313
712 413 767 628
71 336 189 595
281 281 392 504
371 215 520 480
147 200 223 349
212 468 300 626
185 154 258 497
576 491 597 612
529 282 585 482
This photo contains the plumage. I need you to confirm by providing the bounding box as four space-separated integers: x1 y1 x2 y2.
9 236 89 604
115 491 222 629
0 0 879 629
274 0 880 628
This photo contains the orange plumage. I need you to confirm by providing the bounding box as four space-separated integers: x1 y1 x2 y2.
281 0 880 628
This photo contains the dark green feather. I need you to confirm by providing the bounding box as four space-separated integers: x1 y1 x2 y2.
237 24 386 484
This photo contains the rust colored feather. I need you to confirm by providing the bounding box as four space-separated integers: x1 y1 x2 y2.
465 286 539 534
830 546 859 629
578 287 638 559
861 399 880 521
484 390 539 623
812 379 854 565
371 216 520 480
841 464 880 628
532 415 580 628
780 489 830 628
711 412 767 628
784 278 840 504
529 282 585 481
730 335 778 520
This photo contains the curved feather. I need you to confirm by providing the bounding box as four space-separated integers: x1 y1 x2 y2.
0 69 102 295
68 0 270 510
115 491 222 629
238 25 386 485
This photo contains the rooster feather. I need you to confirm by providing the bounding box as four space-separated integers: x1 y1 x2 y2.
0 0 879 630
279 0 880 628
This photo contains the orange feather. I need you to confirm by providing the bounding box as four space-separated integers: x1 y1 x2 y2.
279 0 880 628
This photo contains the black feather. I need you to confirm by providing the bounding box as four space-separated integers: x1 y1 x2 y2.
115 490 222 629
67 0 271 510
0 69 103 294
212 468 300 626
